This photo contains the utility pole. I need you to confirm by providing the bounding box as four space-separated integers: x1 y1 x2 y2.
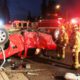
47 0 59 19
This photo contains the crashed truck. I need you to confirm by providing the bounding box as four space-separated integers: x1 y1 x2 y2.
0 19 61 63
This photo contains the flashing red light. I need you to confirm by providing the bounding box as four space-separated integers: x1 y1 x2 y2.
71 18 78 24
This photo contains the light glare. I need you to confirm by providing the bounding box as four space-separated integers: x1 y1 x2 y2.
71 19 77 24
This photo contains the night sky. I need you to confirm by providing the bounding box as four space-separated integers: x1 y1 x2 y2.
7 0 45 20
2 0 80 21
59 0 80 18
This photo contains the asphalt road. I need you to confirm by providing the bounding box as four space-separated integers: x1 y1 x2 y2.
2 48 80 80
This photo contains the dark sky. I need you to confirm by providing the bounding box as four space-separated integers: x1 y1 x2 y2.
1 0 80 21
58 0 80 18
7 0 44 20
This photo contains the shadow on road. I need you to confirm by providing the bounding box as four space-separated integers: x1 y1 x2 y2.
55 76 65 80
29 56 74 70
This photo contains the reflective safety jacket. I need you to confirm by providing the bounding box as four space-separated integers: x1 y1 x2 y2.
57 31 68 47
72 31 80 52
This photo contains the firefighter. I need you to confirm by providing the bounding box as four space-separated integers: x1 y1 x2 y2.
70 25 80 69
56 26 68 59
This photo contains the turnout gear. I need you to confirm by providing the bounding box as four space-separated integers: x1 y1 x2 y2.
56 26 68 59
70 29 80 69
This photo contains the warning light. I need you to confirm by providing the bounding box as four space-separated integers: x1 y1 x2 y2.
71 18 77 24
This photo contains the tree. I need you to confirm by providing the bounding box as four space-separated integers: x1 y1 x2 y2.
46 0 59 19
47 0 57 13
41 0 47 18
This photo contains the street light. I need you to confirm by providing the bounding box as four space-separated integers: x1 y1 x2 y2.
55 4 61 18
55 4 61 10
